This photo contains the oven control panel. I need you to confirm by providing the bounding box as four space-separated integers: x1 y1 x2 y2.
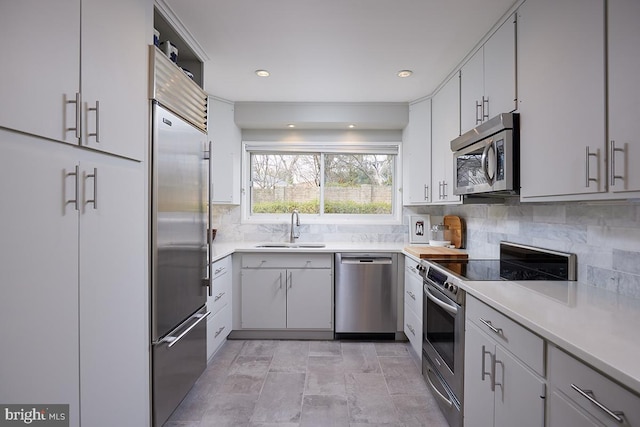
420 262 465 304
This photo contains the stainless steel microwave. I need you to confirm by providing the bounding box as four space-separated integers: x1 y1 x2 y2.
450 113 519 196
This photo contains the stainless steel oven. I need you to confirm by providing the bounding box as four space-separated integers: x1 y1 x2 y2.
421 265 465 427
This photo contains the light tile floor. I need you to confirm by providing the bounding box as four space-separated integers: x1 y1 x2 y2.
164 339 449 427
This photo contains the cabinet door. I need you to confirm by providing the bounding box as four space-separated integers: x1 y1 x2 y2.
608 0 640 194
0 1 80 144
431 73 461 204
460 49 484 134
402 98 432 205
78 156 148 427
287 269 333 329
241 269 286 329
494 346 545 427
518 0 606 199
80 0 148 161
464 321 496 427
0 131 80 426
210 98 241 204
484 15 517 120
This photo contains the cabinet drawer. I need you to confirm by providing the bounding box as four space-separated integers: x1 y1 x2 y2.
548 345 640 426
206 304 232 360
466 295 544 375
212 255 231 280
404 302 422 359
404 264 423 317
241 253 332 269
208 275 231 315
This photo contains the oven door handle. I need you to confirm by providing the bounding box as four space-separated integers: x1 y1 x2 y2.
425 366 454 408
425 286 458 315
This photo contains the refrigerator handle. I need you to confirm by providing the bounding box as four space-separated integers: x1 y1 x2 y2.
206 140 213 297
162 310 211 348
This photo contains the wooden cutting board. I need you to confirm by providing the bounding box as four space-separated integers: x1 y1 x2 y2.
444 215 464 249
404 245 468 260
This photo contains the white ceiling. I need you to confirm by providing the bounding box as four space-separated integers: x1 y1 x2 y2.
162 0 518 103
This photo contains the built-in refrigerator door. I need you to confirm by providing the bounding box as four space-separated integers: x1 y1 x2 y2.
152 305 209 426
151 102 209 342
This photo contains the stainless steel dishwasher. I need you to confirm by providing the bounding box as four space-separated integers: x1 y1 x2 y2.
334 253 398 338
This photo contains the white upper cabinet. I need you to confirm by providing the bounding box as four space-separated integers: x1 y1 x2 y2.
209 97 241 204
81 0 148 161
0 1 80 144
431 73 461 204
402 98 432 205
518 0 607 200
608 0 640 194
0 0 147 161
461 15 517 134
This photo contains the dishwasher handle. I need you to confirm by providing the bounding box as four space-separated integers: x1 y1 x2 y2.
341 257 393 265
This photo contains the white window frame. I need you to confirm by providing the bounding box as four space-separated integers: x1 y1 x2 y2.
241 141 402 224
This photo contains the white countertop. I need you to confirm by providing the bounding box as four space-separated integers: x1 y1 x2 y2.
210 242 640 394
460 278 640 394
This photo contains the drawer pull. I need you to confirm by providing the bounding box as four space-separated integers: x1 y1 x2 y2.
570 384 625 423
479 318 503 335
214 266 225 274
214 325 226 338
406 323 415 336
214 292 225 301
407 290 416 300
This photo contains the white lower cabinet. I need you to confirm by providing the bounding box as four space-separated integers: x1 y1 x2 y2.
403 258 423 358
240 254 333 330
547 344 640 426
464 296 545 427
207 255 233 359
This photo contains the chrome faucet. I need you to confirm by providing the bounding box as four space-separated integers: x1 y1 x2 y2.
289 209 300 243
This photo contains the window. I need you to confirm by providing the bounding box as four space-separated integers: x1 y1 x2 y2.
244 142 400 222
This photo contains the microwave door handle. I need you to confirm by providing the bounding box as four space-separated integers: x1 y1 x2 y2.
425 286 458 315
481 140 495 186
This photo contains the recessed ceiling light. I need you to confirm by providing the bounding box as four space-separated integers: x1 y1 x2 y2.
348 124 356 128
255 69 270 77
287 124 296 128
397 70 413 78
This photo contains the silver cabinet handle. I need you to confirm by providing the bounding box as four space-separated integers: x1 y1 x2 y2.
482 96 489 121
88 100 100 142
476 100 483 125
85 167 97 209
67 92 81 139
406 290 416 300
163 311 211 348
214 292 225 302
610 140 624 187
66 165 79 211
479 318 503 335
214 266 225 275
406 323 415 336
585 146 598 187
288 271 292 289
279 272 283 289
570 384 625 423
214 325 226 338
481 345 493 386
424 184 429 201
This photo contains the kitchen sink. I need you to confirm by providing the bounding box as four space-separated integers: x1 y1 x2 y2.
254 242 326 248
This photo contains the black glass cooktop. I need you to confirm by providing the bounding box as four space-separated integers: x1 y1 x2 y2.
432 242 576 281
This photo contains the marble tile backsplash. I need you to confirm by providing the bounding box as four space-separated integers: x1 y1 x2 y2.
212 199 640 298
414 199 640 298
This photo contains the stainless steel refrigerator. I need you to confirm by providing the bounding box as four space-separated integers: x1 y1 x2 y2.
150 101 210 427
